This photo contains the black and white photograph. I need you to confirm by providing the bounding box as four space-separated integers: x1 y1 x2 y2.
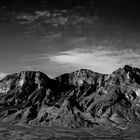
0 0 140 139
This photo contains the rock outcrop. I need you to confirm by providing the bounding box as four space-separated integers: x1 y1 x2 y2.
0 65 140 129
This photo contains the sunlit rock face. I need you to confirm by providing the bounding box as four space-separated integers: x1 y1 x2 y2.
0 80 11 93
77 79 84 86
1 65 140 129
0 73 17 93
136 89 140 97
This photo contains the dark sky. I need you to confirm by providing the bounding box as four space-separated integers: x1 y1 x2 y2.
0 1 140 79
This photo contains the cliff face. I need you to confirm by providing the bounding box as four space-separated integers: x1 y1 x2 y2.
0 65 140 129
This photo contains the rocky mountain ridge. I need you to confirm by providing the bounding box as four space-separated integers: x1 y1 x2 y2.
0 65 140 129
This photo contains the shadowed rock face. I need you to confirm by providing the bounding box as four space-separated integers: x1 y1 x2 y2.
0 65 140 129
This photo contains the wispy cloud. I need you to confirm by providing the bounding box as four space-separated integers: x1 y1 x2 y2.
22 46 140 77
48 47 140 74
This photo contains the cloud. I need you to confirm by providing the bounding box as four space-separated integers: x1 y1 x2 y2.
48 47 140 74
22 46 140 77
0 72 7 80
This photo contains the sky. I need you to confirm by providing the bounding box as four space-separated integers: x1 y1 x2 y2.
0 5 140 79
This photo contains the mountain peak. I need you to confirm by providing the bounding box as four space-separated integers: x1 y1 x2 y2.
54 68 105 86
123 65 133 71
0 71 51 93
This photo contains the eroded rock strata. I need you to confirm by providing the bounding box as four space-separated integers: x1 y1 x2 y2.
0 65 140 129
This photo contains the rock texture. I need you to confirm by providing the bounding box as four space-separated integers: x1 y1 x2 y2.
1 65 140 129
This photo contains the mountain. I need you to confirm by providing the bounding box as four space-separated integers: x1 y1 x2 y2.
0 65 140 129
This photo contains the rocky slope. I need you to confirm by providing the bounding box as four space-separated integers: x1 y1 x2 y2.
0 65 140 129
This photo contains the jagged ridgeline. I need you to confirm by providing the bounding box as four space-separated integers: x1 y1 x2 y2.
0 65 140 129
